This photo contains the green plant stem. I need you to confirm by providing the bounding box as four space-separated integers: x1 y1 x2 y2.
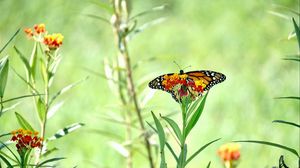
111 1 154 168
178 103 187 168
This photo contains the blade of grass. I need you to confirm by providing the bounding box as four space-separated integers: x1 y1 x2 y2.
36 157 66 168
272 120 300 128
0 56 9 98
0 28 20 54
292 18 300 49
0 94 41 104
236 140 299 157
274 96 300 100
185 138 221 166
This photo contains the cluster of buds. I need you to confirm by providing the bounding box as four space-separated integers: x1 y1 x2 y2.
218 143 241 168
162 73 205 101
11 129 43 153
24 23 64 50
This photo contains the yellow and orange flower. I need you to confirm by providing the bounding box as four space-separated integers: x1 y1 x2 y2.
218 143 241 168
43 33 64 50
34 23 46 34
24 28 34 37
11 128 43 153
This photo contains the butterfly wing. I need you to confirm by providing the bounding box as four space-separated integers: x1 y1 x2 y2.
186 70 226 91
148 70 226 102
148 73 180 102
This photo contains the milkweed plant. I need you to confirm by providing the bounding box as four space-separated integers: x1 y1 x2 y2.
0 23 84 167
148 71 225 168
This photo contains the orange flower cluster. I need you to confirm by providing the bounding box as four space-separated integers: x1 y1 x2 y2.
24 23 63 50
218 143 241 162
162 73 204 101
24 23 46 37
43 33 64 50
11 129 43 152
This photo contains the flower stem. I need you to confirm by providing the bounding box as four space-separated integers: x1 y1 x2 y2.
178 102 188 168
111 1 154 168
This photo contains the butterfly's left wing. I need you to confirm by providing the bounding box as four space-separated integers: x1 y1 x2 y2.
186 70 226 91
148 73 180 102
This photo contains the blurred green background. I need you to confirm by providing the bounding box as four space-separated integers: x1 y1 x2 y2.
0 0 299 167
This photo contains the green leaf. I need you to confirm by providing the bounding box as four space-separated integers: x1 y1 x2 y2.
151 111 167 168
0 94 40 104
49 77 88 105
40 58 48 86
274 96 300 100
292 18 300 49
41 147 58 158
161 116 182 142
127 17 167 41
36 97 46 122
14 112 34 132
47 123 85 141
0 141 20 163
236 140 299 157
206 161 211 168
282 57 300 62
185 93 208 137
85 14 110 24
36 157 65 168
88 0 113 14
0 28 20 54
0 132 11 138
48 57 61 87
130 4 168 21
166 142 178 162
0 154 13 168
185 138 221 166
29 42 38 80
14 46 31 79
0 56 9 98
272 120 300 128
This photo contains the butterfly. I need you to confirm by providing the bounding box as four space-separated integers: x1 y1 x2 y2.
148 70 226 102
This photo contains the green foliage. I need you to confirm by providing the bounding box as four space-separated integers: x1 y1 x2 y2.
14 112 35 132
0 56 9 98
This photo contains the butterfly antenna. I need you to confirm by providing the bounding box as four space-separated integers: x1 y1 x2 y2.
173 61 182 70
182 65 191 71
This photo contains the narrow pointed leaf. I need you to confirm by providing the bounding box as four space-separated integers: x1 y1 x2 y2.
14 46 31 77
109 141 129 158
0 28 20 54
40 58 48 85
29 42 38 80
236 140 299 157
151 111 167 168
273 120 300 128
206 161 211 168
166 142 178 162
49 77 88 105
47 123 85 141
274 96 300 100
0 141 20 163
36 157 65 168
15 112 34 131
185 93 208 137
47 101 64 119
185 138 221 166
0 94 40 104
161 116 182 142
85 14 110 24
292 18 300 49
282 57 300 62
0 154 13 167
130 4 168 20
0 56 9 97
36 97 46 122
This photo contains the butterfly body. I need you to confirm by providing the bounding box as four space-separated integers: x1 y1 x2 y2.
149 70 226 102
